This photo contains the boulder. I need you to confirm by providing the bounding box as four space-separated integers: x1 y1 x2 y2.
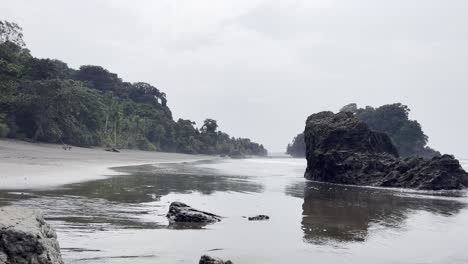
199 255 233 264
248 215 270 221
0 207 63 264
166 202 221 224
304 111 468 190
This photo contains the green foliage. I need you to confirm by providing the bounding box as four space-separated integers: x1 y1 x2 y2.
13 79 105 145
286 133 306 157
0 20 25 47
201 119 218 134
350 103 439 158
288 103 439 158
0 20 268 156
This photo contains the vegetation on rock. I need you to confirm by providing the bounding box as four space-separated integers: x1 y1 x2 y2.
287 103 439 158
0 20 267 156
286 133 306 158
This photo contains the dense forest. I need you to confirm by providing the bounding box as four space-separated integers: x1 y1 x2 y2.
286 133 306 158
287 103 440 158
0 21 267 156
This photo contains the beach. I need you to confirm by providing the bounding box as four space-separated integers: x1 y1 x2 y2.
1 157 467 263
0 141 468 263
0 139 215 190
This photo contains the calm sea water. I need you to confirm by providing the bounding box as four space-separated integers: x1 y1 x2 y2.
1 158 468 264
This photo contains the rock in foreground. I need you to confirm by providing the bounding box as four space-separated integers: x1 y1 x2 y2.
304 111 468 190
0 207 63 264
199 255 233 264
167 202 221 224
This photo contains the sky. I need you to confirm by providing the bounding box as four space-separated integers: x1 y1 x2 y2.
2 0 468 157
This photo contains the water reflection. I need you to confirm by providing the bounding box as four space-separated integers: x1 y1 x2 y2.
287 181 466 244
0 163 263 230
48 164 263 203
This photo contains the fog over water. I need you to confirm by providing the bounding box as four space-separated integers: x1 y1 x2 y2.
2 0 468 156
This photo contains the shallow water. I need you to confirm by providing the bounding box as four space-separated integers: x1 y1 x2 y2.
1 158 468 264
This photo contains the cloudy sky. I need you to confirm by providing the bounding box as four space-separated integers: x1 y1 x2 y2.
2 0 468 157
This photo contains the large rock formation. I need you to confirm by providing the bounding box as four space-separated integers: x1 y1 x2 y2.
0 207 63 264
304 111 468 190
166 202 221 224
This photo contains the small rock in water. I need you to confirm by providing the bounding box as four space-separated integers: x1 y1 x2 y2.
166 202 221 224
248 215 270 221
199 255 233 264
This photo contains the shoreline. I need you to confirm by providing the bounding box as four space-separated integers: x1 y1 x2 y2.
0 139 218 190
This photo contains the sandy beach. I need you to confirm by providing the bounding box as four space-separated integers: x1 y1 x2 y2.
0 139 216 190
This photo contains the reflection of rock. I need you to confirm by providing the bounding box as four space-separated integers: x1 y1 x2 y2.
248 215 270 221
0 207 63 264
199 255 233 264
286 181 466 244
167 202 221 224
25 164 263 204
304 111 468 190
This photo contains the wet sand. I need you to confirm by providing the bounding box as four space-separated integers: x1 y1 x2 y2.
1 159 467 264
0 139 216 190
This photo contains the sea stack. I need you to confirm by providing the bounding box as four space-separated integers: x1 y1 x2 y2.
304 111 468 190
0 207 63 264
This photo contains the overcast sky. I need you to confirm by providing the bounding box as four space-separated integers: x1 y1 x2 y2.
2 0 468 157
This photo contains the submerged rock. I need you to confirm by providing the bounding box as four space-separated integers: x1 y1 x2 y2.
248 215 270 221
0 207 63 264
304 111 468 190
199 255 233 264
166 202 221 224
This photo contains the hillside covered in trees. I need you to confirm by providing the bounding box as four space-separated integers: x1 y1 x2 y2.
0 21 267 156
287 103 440 159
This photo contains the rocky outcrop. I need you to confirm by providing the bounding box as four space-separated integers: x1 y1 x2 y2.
199 255 233 264
167 202 221 224
0 207 63 264
304 111 468 190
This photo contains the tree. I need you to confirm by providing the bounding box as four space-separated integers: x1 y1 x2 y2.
353 103 437 157
201 119 218 134
0 21 268 156
287 103 440 159
0 20 25 47
286 133 306 157
73 65 122 92
23 58 72 80
14 79 105 145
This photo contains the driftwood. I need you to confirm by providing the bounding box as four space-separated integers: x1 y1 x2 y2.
104 147 120 153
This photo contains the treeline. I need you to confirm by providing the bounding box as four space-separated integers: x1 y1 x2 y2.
287 103 439 159
286 133 305 158
0 21 267 156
